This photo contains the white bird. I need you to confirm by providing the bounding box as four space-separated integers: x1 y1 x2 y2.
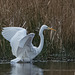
2 25 56 63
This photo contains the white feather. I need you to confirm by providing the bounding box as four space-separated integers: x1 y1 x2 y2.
10 29 27 57
10 29 35 57
2 27 26 42
1 25 53 63
19 33 35 48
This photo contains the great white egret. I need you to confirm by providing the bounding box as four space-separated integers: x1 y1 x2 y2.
2 25 56 63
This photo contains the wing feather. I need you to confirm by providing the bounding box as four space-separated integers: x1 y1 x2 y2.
10 30 35 57
19 33 35 48
2 27 26 42
16 33 35 57
1 27 35 57
10 29 27 57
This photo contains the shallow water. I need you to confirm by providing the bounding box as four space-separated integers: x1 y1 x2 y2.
0 61 75 75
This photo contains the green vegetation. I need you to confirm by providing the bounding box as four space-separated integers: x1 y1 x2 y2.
0 0 75 61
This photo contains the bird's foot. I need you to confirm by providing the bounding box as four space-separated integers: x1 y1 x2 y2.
11 58 21 63
11 58 33 63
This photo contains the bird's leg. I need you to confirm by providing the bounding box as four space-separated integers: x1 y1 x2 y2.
11 57 21 63
21 50 31 62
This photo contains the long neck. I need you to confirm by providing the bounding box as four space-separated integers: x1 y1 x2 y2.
38 28 44 52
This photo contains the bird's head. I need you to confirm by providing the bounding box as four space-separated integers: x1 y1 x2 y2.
39 25 56 36
41 25 56 31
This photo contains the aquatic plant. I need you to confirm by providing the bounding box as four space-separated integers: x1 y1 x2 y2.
0 0 75 61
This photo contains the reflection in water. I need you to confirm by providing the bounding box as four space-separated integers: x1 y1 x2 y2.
0 62 75 75
10 63 43 75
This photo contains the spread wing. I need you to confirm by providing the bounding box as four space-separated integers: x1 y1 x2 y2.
2 27 26 42
19 33 35 48
2 27 35 57
10 32 35 57
16 33 35 57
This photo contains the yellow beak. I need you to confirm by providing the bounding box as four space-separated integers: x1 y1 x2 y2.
48 27 56 31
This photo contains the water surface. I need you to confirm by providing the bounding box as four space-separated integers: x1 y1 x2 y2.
0 61 75 75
